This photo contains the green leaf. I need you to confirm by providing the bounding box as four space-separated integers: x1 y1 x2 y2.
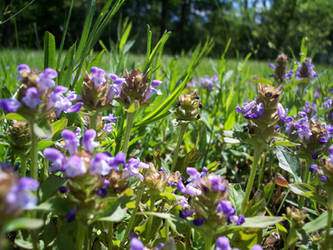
229 184 245 212
239 216 283 228
288 183 326 205
97 199 128 222
304 212 330 233
275 146 301 183
5 113 26 121
224 111 236 130
39 175 66 202
273 139 299 147
51 118 68 136
4 218 43 232
38 140 54 150
58 44 75 87
43 32 56 69
33 120 53 138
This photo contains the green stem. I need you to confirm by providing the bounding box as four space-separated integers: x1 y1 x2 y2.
76 221 86 250
285 222 296 250
299 157 311 209
20 156 27 177
241 146 262 214
108 222 113 250
324 189 333 249
171 123 187 172
145 195 156 240
29 123 38 180
122 111 136 156
121 189 143 247
165 219 169 241
204 234 212 250
32 231 39 250
90 111 99 130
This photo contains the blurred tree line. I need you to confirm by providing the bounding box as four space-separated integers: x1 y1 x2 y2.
1 0 333 62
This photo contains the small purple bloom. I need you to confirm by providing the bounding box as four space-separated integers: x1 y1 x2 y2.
277 103 293 123
216 200 236 217
179 208 195 218
320 175 327 182
208 174 226 192
37 68 58 91
193 218 204 226
236 100 264 119
155 243 165 249
124 158 149 180
89 67 106 87
65 102 83 113
64 155 86 178
151 80 162 87
96 187 107 197
251 245 263 250
295 58 318 79
82 129 99 153
102 114 117 123
90 153 111 175
44 148 65 171
0 98 21 113
22 87 42 108
230 214 245 225
108 152 126 170
65 207 77 222
186 167 201 184
59 186 68 193
309 164 318 173
216 236 231 250
130 237 144 250
17 64 31 74
61 129 79 155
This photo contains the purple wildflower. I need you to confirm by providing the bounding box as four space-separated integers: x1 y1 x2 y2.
108 152 126 170
251 245 263 250
17 64 31 74
130 238 144 250
6 177 39 210
89 67 106 87
61 129 79 155
37 68 57 91
208 174 226 192
186 167 201 184
124 158 149 180
295 58 318 79
320 175 327 182
144 79 163 101
22 87 42 108
59 186 68 193
177 180 202 196
0 98 21 113
65 207 77 222
179 208 195 218
277 103 293 123
309 164 318 173
82 129 99 153
230 214 245 225
236 100 264 119
96 187 107 198
216 236 232 250
64 155 87 178
43 148 65 171
216 200 236 217
193 218 204 226
90 153 111 175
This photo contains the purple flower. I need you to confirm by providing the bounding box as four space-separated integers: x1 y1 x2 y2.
143 79 163 101
208 174 226 192
48 87 82 115
155 243 165 249
309 164 318 173
89 67 106 87
251 245 263 250
82 129 99 153
61 129 79 155
102 114 117 135
64 155 87 178
108 152 126 170
176 196 189 209
193 218 204 226
96 187 107 197
0 98 21 113
66 91 80 102
186 167 201 184
216 236 231 250
37 68 58 91
124 158 149 180
320 175 327 182
130 238 144 250
277 103 293 123
102 114 117 123
22 87 42 108
17 64 31 74
236 100 264 119
230 214 245 225
90 153 111 175
65 207 77 222
59 186 68 193
295 58 318 79
216 200 236 217
177 180 202 196
179 208 195 218
6 177 39 211
43 148 65 171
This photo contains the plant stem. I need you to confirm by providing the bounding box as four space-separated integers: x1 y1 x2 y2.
122 111 136 156
145 195 156 240
29 123 38 181
20 156 27 176
299 156 311 209
108 222 113 250
90 111 99 130
241 146 262 214
32 231 39 250
121 189 143 247
171 123 187 172
204 234 212 250
76 221 86 250
324 189 333 249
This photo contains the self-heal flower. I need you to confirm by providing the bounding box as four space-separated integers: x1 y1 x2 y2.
22 87 42 109
130 237 144 250
236 100 264 119
43 148 65 171
82 129 99 153
216 236 232 250
296 58 318 79
0 98 21 113
108 152 126 170
124 158 149 180
6 177 39 211
64 155 87 178
90 153 111 176
89 67 106 87
61 129 79 155
309 164 318 173
251 245 263 250
216 200 236 217
17 64 31 74
65 207 77 222
230 214 245 225
277 103 293 123
37 67 57 91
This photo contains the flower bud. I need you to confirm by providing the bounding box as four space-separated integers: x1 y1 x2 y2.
175 90 201 123
273 54 288 82
286 207 307 227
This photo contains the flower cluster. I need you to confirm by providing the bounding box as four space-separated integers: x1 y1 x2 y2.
177 167 245 230
175 90 202 124
295 58 318 79
215 236 263 250
0 167 38 220
269 54 292 82
0 65 82 120
189 75 220 90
